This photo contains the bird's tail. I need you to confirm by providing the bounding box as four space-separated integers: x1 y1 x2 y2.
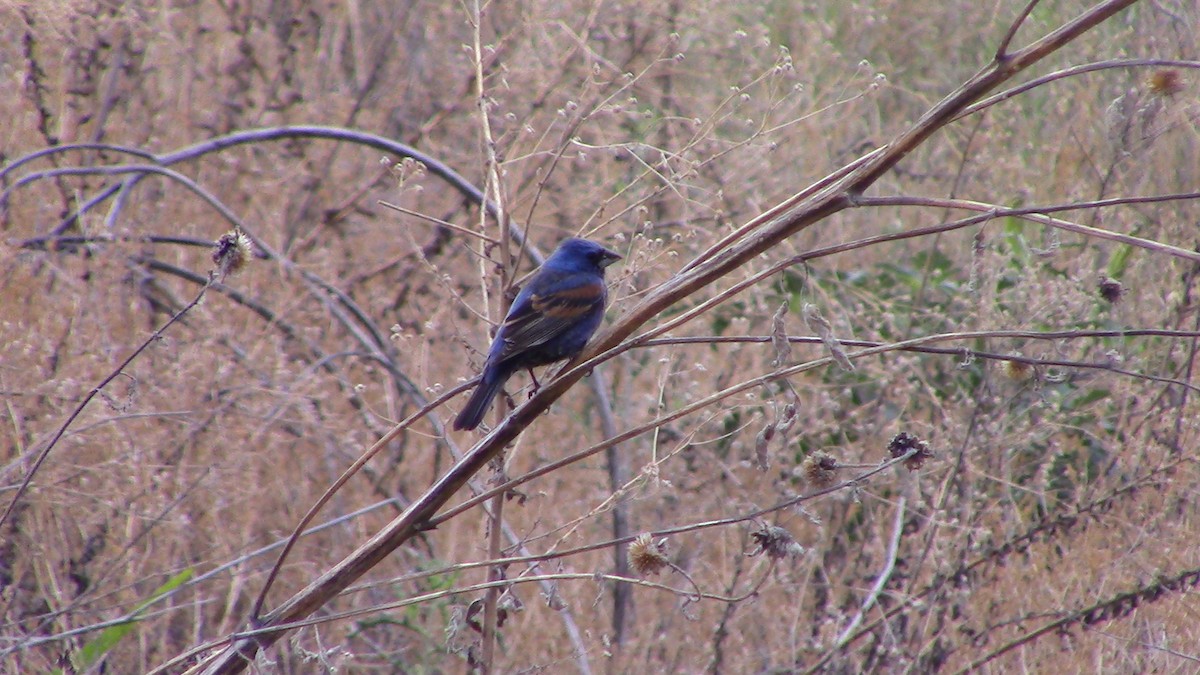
453 370 508 431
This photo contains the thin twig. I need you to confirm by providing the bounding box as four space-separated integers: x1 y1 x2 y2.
855 193 1200 264
378 200 499 243
994 0 1042 59
158 568 769 675
954 565 1200 673
833 496 907 647
0 274 215 530
957 58 1200 122
249 379 474 620
468 0 512 670
2 498 402 656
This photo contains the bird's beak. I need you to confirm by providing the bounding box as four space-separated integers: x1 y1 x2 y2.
600 249 622 267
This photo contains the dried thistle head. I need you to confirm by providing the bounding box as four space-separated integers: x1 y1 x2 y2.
213 230 253 278
800 450 839 489
748 524 804 560
1000 356 1034 382
628 533 670 576
1146 69 1184 97
888 432 934 471
1098 276 1124 304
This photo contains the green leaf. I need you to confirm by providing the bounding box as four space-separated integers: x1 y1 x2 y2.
67 569 194 673
1107 244 1132 278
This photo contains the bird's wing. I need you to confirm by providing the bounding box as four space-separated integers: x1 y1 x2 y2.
495 279 605 358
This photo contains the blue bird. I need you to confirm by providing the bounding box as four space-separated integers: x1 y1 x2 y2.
454 238 622 431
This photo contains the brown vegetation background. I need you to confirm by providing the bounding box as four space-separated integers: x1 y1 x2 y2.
2 0 1198 673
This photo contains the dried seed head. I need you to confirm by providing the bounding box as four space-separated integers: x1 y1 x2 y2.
1098 276 1124 304
888 432 934 471
748 524 804 560
1147 69 1184 97
628 533 670 576
754 423 775 470
889 432 920 457
497 589 524 615
213 230 253 278
905 446 933 471
445 605 468 652
1001 356 1033 382
804 303 854 371
782 403 797 422
770 300 792 367
801 450 839 489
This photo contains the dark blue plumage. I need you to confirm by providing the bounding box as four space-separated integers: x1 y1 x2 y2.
454 238 621 431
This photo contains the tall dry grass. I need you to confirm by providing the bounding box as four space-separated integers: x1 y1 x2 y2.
2 0 1198 673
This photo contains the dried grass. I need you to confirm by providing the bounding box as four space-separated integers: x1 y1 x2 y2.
1 1 1198 673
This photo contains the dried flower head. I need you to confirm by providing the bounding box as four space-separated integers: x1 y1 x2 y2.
888 432 934 471
748 524 804 560
800 450 839 489
1146 69 1183 97
1098 276 1124 304
1000 356 1034 382
387 156 428 189
628 533 670 576
213 230 253 278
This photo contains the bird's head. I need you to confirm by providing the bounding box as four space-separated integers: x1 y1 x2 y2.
549 237 622 271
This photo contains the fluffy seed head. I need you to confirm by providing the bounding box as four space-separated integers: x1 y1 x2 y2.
1001 357 1033 382
628 533 670 576
213 230 253 278
801 450 839 489
1147 69 1183 97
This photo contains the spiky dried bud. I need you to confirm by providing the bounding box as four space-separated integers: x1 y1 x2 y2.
801 450 839 489
1000 357 1033 382
888 432 933 470
212 230 253 278
748 524 804 560
888 432 919 457
1146 69 1183 97
628 533 670 576
1098 276 1124 304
